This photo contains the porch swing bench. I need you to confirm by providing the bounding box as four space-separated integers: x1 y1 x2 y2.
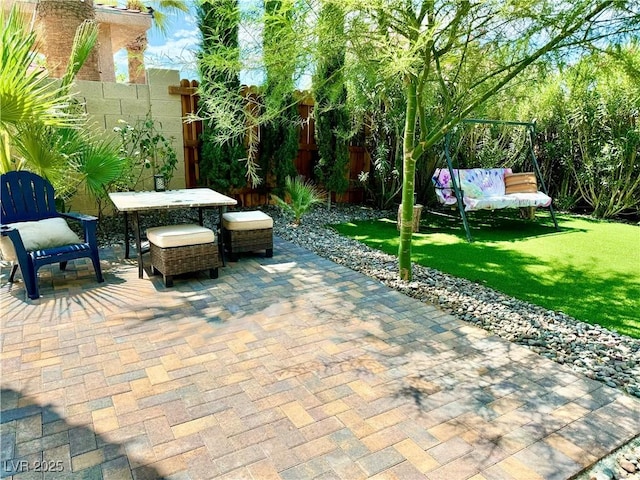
431 119 559 242
432 167 552 211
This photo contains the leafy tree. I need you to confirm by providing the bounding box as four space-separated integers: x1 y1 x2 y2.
197 0 247 193
196 0 310 188
313 2 350 206
195 0 639 279
500 43 640 216
260 0 299 195
338 0 639 280
547 49 639 218
346 52 406 208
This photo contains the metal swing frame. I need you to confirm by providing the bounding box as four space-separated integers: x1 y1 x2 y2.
443 118 559 242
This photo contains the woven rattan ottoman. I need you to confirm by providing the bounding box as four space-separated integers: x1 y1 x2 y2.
147 224 220 287
222 211 273 261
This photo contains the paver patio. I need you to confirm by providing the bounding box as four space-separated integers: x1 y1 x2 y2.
1 237 639 479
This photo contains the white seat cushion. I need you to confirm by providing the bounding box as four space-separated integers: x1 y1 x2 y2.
147 224 215 248
222 211 273 231
0 217 82 261
463 192 552 211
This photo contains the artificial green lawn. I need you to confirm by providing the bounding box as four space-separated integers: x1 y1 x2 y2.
333 210 640 338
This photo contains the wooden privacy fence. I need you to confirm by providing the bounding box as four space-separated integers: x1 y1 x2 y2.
169 80 369 207
168 79 201 189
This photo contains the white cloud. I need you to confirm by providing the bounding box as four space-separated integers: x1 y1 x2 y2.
112 33 199 82
144 7 200 79
144 27 200 79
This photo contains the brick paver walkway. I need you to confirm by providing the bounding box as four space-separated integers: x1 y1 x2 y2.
1 238 639 479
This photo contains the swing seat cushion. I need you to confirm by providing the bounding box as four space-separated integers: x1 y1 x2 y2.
462 191 552 211
432 168 552 211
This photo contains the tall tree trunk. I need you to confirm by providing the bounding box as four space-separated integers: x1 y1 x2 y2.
399 79 418 281
127 33 147 84
36 0 100 81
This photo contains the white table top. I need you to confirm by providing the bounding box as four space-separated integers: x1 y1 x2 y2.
109 188 237 213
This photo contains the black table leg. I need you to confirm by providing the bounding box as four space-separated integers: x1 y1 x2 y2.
131 212 144 279
124 212 130 259
219 206 227 267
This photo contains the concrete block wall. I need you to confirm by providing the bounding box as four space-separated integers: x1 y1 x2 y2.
68 69 186 215
147 69 186 192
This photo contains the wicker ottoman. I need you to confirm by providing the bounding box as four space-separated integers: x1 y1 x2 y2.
147 224 220 287
222 211 273 261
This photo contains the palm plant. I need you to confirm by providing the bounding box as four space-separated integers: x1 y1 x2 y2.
271 176 325 225
0 6 73 172
0 5 122 206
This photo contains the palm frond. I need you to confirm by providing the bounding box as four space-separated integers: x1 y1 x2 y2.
76 137 124 197
0 131 12 173
61 20 99 93
13 124 68 184
0 5 73 130
146 0 189 35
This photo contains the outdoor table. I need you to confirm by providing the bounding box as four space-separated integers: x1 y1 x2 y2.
109 188 237 278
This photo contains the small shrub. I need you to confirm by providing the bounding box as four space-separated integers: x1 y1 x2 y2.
113 113 178 192
271 176 325 224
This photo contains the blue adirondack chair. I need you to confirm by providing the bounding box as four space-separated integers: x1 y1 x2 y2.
0 171 104 299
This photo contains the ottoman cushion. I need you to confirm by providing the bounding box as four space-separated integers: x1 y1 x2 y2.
222 211 273 231
147 224 215 248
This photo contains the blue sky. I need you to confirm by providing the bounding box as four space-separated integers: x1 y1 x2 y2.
146 5 201 79
113 1 268 84
113 1 312 88
114 3 200 81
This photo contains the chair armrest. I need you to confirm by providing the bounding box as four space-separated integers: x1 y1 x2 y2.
1 225 26 251
60 211 98 223
59 212 99 247
0 224 38 295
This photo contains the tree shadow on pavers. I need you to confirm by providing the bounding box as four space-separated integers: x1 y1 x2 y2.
0 242 223 307
0 388 166 480
350 311 638 473
273 276 639 430
0 248 231 327
0 278 157 329
321 224 640 387
0 257 130 305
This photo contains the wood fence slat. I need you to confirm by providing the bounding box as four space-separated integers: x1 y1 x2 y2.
169 86 198 95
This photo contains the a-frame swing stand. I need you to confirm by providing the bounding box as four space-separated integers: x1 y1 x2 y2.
442 119 560 242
